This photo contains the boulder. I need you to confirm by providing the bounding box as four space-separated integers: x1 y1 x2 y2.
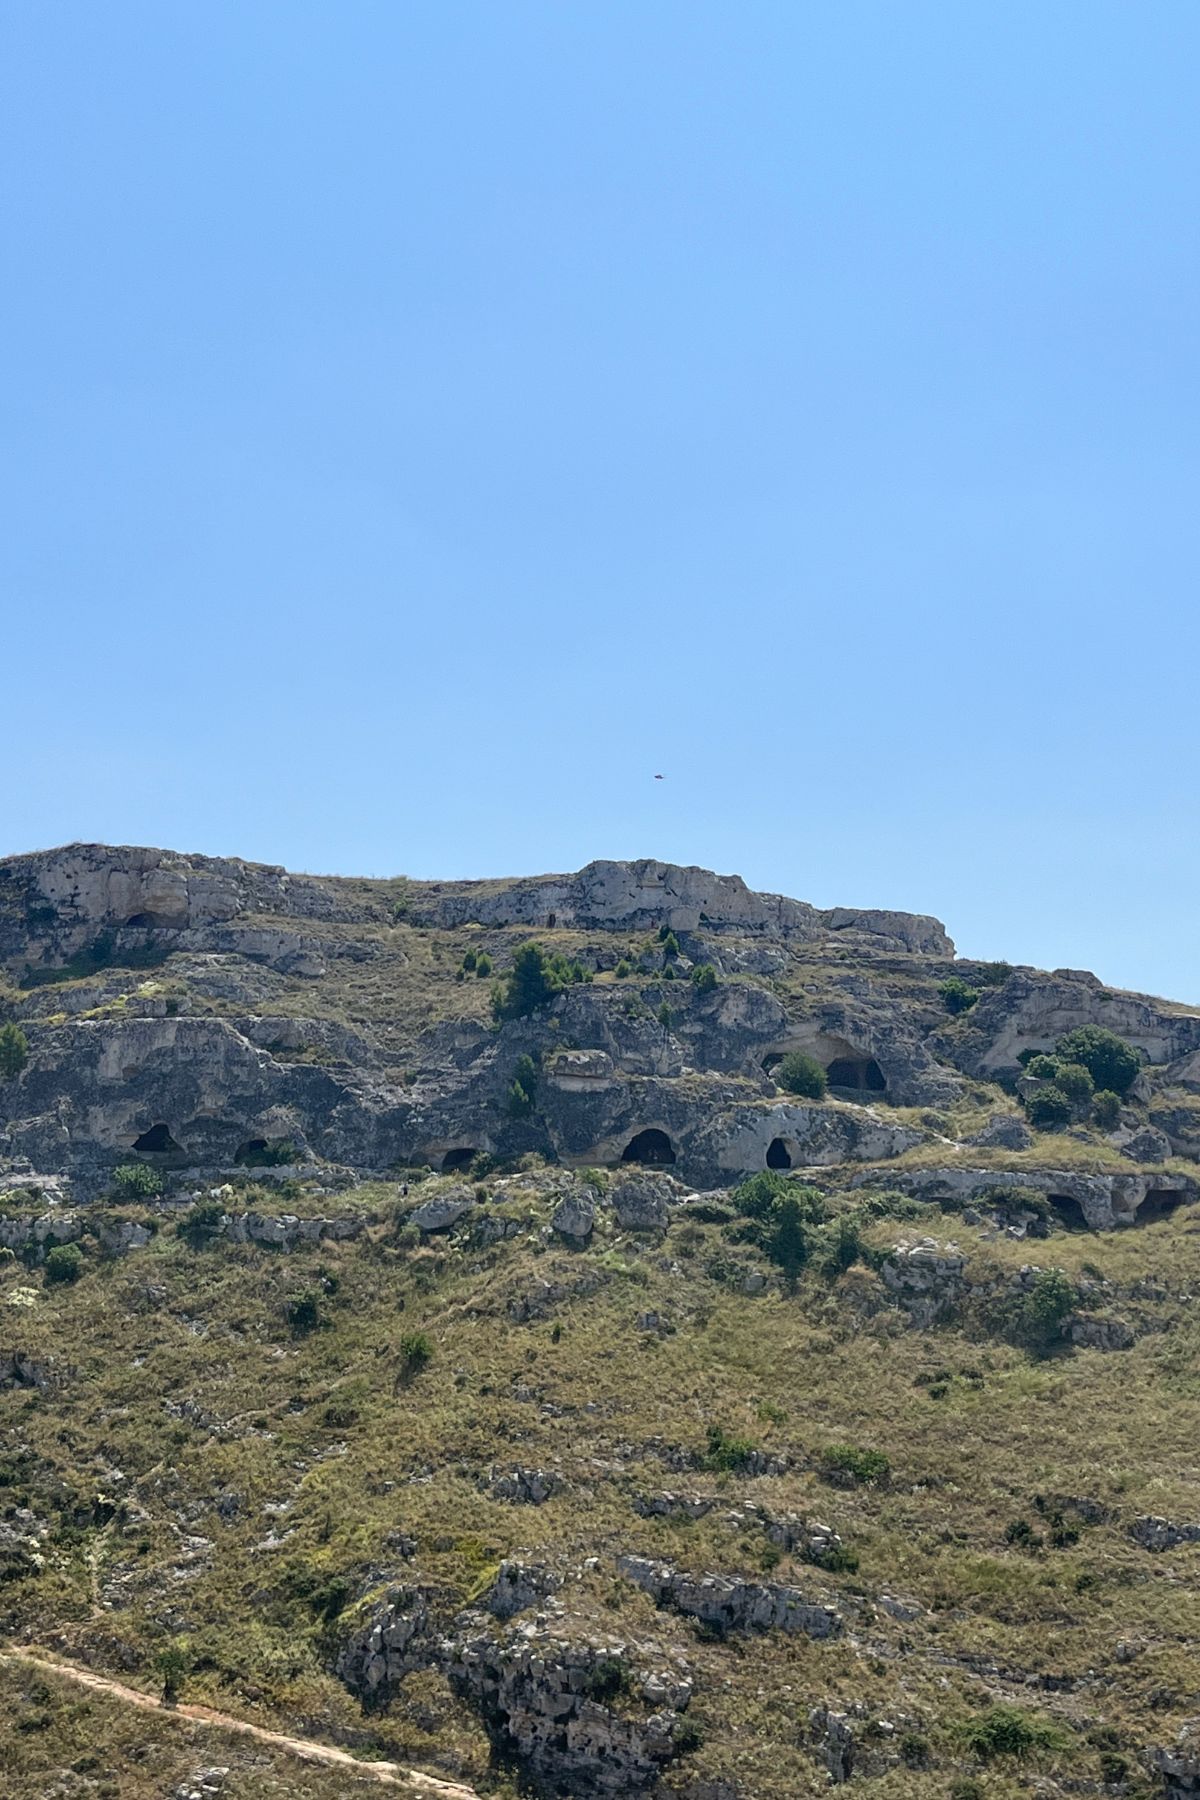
410 1188 475 1233
551 1188 595 1243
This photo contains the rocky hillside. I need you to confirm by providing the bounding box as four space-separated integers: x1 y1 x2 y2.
4 844 1200 1797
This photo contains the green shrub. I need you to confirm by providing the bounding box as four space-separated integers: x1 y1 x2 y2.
1092 1088 1121 1127
733 1172 826 1224
286 1289 323 1334
961 1703 1068 1760
1025 1053 1061 1081
506 1053 540 1118
154 1642 190 1702
818 1215 865 1279
1005 1517 1042 1550
614 960 632 978
767 1195 809 1286
775 1052 827 1099
1053 1061 1095 1105
949 1783 983 1800
0 1022 29 1078
584 1655 631 1704
1012 1268 1075 1356
1054 1026 1141 1095
491 942 590 1021
899 1732 929 1768
660 931 680 960
657 1001 673 1028
1025 1084 1073 1128
474 952 492 977
400 1329 433 1373
704 1423 759 1472
45 1242 84 1285
976 961 1013 987
110 1163 164 1200
690 962 718 992
820 1443 890 1486
179 1199 225 1242
939 977 979 1015
460 948 477 972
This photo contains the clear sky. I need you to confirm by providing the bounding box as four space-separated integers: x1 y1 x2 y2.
3 4 1198 999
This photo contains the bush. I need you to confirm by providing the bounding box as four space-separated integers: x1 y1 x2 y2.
460 948 477 972
491 942 590 1021
657 1001 673 1028
1054 1061 1095 1105
110 1163 164 1200
179 1199 225 1243
1012 1268 1075 1356
899 1732 929 1768
1025 1053 1061 1080
506 1052 540 1118
1054 1026 1140 1095
154 1642 190 1702
949 1784 983 1800
614 959 632 978
1093 1088 1121 1127
399 1329 433 1373
976 961 1013 987
939 977 979 1015
820 1443 890 1486
474 952 492 978
1025 1084 1073 1128
0 1022 29 1078
704 1423 758 1472
584 1655 631 1704
660 931 680 960
732 1172 826 1224
775 1052 827 1099
45 1242 83 1285
961 1703 1067 1760
690 962 718 992
286 1289 323 1334
767 1195 809 1286
818 1215 865 1279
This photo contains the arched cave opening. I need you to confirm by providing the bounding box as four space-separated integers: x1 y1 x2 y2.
132 1122 183 1156
761 1053 783 1074
826 1056 887 1095
766 1136 793 1170
1047 1192 1088 1231
234 1138 269 1167
1138 1187 1186 1224
621 1128 676 1166
442 1146 478 1173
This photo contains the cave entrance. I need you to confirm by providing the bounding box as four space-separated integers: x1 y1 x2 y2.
826 1057 886 1095
132 1123 183 1156
234 1138 269 1167
442 1146 477 1173
762 1053 782 1074
621 1128 676 1166
1138 1187 1186 1224
1047 1192 1088 1231
766 1137 793 1170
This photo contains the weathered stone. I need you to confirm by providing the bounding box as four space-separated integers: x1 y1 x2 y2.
409 1189 475 1234
551 1188 595 1244
1130 1516 1200 1553
610 1173 675 1233
617 1555 841 1639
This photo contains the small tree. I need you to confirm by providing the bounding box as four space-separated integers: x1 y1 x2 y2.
1053 1061 1095 1106
1025 1084 1073 1128
775 1052 827 1099
45 1242 84 1285
1013 1269 1075 1356
474 952 493 978
657 1001 673 1029
939 977 979 1015
660 931 680 960
460 948 477 972
155 1641 190 1704
1054 1026 1140 1095
491 942 589 1021
0 1022 28 1079
1093 1089 1121 1127
690 962 718 992
399 1329 433 1374
767 1194 809 1287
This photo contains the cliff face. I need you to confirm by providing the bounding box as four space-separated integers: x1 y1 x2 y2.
1 841 1199 1211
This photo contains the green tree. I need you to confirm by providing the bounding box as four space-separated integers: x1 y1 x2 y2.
506 1053 539 1118
775 1052 827 1099
474 952 493 977
45 1242 84 1285
660 931 680 960
286 1288 322 1334
1092 1088 1121 1127
657 1001 673 1028
0 1022 28 1079
1025 1084 1073 1128
1054 1026 1141 1095
1053 1061 1095 1106
938 977 979 1015
1013 1269 1075 1356
155 1641 191 1704
690 962 718 992
460 948 477 972
491 942 589 1021
767 1194 809 1286
110 1163 164 1199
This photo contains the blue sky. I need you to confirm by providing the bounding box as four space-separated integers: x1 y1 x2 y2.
3 4 1198 998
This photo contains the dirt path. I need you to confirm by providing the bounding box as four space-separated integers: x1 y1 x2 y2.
1 1646 481 1797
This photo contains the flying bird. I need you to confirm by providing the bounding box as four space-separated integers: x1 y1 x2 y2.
654 773 664 780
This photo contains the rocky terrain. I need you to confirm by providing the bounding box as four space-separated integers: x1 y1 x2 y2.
4 843 1200 1796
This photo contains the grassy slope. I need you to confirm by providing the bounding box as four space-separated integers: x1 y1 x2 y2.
4 1172 1200 1797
